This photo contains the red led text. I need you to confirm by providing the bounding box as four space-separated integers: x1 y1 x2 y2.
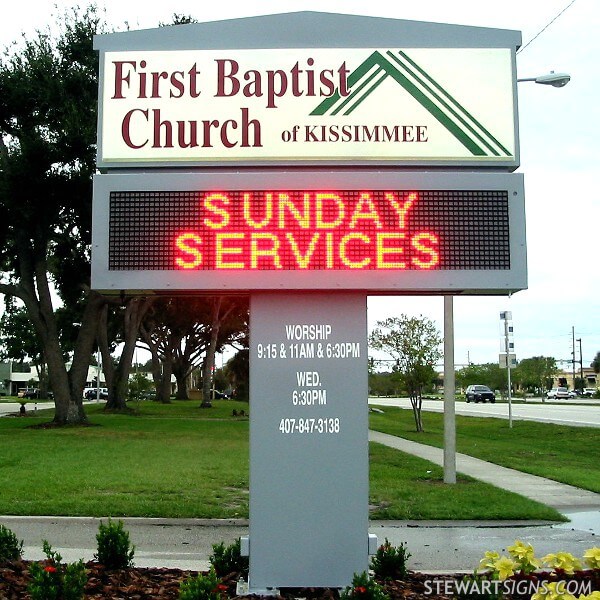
174 191 439 271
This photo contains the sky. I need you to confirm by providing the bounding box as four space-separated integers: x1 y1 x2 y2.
1 0 598 371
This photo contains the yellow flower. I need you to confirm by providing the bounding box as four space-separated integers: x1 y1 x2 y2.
542 552 582 575
582 547 600 569
508 539 533 559
578 592 600 600
532 581 577 600
478 550 500 571
492 556 518 580
508 539 540 571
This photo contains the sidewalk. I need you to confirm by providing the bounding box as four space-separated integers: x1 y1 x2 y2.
2 431 599 574
369 430 600 510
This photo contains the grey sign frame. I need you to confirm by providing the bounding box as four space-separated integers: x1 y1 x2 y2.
91 170 526 295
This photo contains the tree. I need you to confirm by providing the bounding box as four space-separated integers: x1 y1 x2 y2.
99 297 154 410
369 315 442 432
513 356 558 394
591 351 600 374
368 370 404 397
200 297 248 408
139 296 248 405
456 362 506 393
0 299 50 391
127 371 153 403
224 349 249 401
0 8 107 424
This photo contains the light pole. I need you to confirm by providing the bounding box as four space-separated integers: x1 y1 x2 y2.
517 71 571 87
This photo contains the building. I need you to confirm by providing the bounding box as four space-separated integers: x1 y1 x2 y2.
552 365 597 391
0 361 105 396
0 362 39 396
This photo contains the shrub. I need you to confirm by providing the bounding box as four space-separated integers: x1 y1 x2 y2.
179 568 228 600
340 571 389 600
209 539 249 577
0 524 23 561
370 538 411 580
95 518 135 569
28 540 87 600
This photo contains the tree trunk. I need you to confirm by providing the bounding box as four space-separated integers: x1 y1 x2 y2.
200 299 223 409
409 393 424 433
174 370 189 400
105 298 153 411
97 305 114 394
33 353 49 399
148 349 162 397
69 290 106 407
158 358 173 404
6 260 103 425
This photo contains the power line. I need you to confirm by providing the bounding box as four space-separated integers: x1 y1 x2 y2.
517 0 577 54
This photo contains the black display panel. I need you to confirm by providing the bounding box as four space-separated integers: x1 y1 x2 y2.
108 189 510 272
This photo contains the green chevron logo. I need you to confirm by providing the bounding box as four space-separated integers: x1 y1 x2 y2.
311 50 512 158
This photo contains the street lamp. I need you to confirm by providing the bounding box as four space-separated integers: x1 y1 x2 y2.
517 71 571 87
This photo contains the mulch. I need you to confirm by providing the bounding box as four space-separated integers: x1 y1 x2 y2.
1 561 599 599
0 562 454 599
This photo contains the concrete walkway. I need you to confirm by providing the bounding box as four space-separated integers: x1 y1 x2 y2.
369 430 600 511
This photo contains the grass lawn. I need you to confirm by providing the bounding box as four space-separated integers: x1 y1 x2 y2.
0 400 564 521
369 405 600 493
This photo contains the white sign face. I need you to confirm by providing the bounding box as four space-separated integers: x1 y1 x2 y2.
98 48 515 166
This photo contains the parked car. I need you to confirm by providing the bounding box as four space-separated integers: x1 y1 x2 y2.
84 387 108 400
465 385 496 403
582 388 597 398
16 388 54 400
546 387 570 400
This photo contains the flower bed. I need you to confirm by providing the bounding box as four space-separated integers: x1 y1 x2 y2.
1 523 598 600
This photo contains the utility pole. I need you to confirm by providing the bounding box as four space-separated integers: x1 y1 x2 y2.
572 326 576 392
576 338 583 392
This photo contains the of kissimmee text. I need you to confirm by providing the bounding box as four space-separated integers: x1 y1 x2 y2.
173 190 438 271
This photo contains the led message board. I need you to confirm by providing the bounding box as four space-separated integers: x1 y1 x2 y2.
92 171 526 294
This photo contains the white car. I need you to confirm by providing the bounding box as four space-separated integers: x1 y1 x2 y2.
582 388 597 398
546 387 570 399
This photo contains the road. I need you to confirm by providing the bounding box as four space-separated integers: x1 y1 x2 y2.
0 401 54 417
369 397 600 427
3 399 600 427
0 400 100 417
